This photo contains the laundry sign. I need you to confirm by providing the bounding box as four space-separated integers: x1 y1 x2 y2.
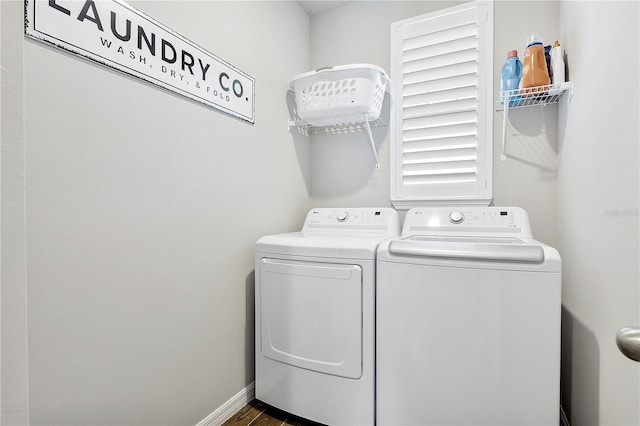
25 0 255 123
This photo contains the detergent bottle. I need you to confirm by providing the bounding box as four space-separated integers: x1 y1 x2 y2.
500 50 522 106
550 40 565 85
519 35 550 93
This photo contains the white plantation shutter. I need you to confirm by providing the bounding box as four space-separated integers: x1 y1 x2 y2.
390 2 493 208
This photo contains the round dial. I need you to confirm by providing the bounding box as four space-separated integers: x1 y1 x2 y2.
337 212 349 222
449 211 465 224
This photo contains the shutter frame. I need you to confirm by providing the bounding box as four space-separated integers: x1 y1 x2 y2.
390 1 493 209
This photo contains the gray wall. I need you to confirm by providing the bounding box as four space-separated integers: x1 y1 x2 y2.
309 1 560 246
557 2 640 425
2 1 311 425
1 1 29 425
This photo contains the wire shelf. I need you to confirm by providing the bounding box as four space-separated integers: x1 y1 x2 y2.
288 118 387 136
496 81 573 111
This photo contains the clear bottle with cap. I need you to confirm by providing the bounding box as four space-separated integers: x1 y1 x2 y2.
500 50 522 106
519 35 551 93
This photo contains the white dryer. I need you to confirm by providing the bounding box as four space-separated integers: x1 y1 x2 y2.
376 207 561 426
255 208 399 426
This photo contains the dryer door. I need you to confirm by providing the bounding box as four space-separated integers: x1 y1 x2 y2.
259 258 362 379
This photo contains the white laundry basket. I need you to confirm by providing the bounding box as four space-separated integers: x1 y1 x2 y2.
290 64 389 127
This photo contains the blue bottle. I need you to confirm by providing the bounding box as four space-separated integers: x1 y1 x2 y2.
500 50 522 106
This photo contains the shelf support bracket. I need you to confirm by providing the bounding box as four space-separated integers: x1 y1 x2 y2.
501 93 510 161
363 115 380 169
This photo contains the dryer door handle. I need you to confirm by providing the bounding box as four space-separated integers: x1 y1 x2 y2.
387 240 545 263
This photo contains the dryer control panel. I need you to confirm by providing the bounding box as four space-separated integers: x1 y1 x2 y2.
303 208 400 236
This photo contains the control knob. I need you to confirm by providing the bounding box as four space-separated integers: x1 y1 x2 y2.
449 211 465 224
337 211 349 222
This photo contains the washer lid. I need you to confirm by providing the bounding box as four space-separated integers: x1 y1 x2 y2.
378 235 561 272
388 206 561 270
388 235 545 263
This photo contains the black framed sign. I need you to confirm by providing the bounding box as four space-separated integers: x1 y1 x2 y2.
25 0 255 123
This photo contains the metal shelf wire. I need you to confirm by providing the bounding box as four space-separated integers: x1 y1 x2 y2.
496 81 573 111
288 118 387 136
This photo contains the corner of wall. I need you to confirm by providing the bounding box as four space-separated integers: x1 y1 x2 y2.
1 0 30 424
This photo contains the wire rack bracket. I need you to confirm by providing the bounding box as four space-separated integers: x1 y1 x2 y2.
497 81 573 160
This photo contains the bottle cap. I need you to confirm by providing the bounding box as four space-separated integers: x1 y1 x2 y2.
526 34 543 46
507 50 518 58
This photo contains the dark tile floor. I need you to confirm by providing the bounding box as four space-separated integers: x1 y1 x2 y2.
222 399 325 426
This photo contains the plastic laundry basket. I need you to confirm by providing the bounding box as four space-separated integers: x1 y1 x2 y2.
290 64 389 127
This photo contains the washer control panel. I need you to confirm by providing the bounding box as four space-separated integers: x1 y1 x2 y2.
404 207 532 237
445 209 515 227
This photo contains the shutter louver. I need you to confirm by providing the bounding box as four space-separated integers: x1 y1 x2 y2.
402 16 478 187
391 2 493 208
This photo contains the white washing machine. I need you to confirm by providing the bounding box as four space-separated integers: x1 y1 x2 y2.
255 207 399 426
376 207 561 426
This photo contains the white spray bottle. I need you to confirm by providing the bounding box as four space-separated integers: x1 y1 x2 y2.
550 40 565 85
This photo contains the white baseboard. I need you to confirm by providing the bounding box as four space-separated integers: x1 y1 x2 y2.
195 382 255 426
